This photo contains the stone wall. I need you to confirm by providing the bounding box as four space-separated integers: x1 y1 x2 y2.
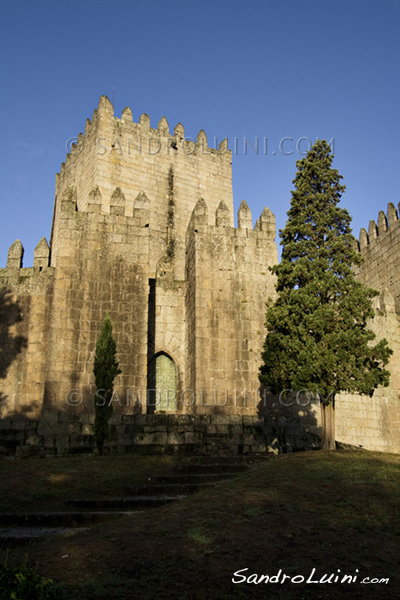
355 202 400 312
0 98 399 455
335 289 400 453
0 97 278 420
185 201 278 411
0 264 54 419
334 204 400 452
0 413 321 458
51 96 234 282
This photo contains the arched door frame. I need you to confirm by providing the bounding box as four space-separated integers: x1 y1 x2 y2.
147 350 178 414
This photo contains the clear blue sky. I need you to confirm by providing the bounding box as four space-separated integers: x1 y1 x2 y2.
0 0 399 266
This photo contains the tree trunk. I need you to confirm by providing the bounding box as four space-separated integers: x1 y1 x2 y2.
320 396 336 450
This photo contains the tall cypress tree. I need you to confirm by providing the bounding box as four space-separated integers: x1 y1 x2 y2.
259 140 392 450
93 314 121 454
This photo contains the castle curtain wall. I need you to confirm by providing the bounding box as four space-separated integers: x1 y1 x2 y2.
335 204 400 453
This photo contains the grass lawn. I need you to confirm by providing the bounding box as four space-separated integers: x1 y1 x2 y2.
0 454 176 513
1 449 399 599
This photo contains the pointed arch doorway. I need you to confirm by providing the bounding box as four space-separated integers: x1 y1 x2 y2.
147 352 177 413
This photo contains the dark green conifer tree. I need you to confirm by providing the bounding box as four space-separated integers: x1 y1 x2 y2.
93 314 121 454
259 140 392 450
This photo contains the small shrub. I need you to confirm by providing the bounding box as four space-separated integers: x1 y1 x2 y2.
93 314 121 454
0 558 54 600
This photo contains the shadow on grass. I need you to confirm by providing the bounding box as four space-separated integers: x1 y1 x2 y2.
1 450 398 600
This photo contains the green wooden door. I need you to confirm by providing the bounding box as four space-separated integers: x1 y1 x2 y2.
148 353 177 413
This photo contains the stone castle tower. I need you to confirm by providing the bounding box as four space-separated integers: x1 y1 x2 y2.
0 97 399 455
0 96 278 420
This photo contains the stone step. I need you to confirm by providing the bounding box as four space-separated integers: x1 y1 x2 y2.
66 495 185 510
151 472 238 484
125 482 215 495
173 463 249 474
0 526 84 546
0 511 142 546
0 511 136 528
0 460 250 546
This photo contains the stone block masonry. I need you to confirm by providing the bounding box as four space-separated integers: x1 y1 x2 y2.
0 413 321 458
335 205 400 453
0 96 399 455
355 202 400 312
0 96 277 429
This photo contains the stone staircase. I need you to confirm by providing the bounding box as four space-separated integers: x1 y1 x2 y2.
0 512 122 545
0 456 255 545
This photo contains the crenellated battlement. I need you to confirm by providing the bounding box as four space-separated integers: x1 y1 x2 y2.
51 96 234 278
1 237 51 272
187 197 276 241
358 202 400 249
356 201 400 313
56 96 231 201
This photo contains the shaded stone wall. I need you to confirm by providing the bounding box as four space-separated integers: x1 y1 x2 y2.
333 203 400 452
0 266 54 419
0 413 320 458
335 290 400 453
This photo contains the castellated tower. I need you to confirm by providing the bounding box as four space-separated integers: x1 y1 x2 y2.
0 96 278 421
